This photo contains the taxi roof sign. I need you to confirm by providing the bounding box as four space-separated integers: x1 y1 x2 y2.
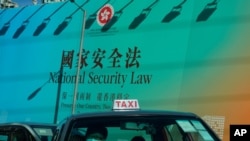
113 99 140 111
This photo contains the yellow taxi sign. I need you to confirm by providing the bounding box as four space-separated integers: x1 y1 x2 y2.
113 99 140 111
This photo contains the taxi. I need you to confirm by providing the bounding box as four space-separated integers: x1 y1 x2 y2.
0 122 56 141
53 99 221 141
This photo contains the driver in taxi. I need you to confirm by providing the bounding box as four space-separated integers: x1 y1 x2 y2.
85 126 108 141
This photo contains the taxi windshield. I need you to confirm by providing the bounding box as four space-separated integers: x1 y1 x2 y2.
67 116 219 141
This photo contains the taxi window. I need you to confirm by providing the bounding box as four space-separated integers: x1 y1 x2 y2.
68 118 158 141
0 126 36 141
0 134 8 141
165 120 215 141
33 128 54 141
0 129 10 141
67 117 218 141
13 128 29 141
70 127 152 141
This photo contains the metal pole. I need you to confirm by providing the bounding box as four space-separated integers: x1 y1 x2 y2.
72 10 86 114
53 65 63 124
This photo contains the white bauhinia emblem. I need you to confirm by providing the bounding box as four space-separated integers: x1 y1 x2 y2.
97 4 114 26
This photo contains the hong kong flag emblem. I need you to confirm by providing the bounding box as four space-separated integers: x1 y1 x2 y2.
97 4 114 26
